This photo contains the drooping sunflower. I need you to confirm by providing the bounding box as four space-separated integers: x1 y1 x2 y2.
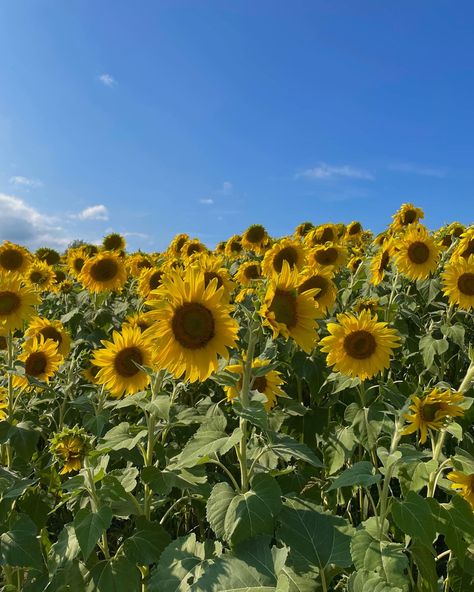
13 336 64 390
294 221 314 240
93 325 156 397
394 224 440 280
25 260 56 292
35 247 61 266
103 232 126 252
168 233 190 257
25 317 71 357
83 362 101 385
345 221 363 241
0 387 8 421
347 255 364 273
146 266 239 382
0 241 32 274
50 426 90 475
391 203 425 232
215 241 227 255
224 235 244 259
304 224 339 248
260 261 319 353
370 240 394 285
235 261 263 286
353 297 381 316
0 273 41 331
138 267 166 299
307 242 347 270
241 224 269 254
319 310 400 380
401 388 465 444
79 251 128 293
262 238 306 278
447 471 474 509
225 358 287 410
297 266 337 318
441 255 474 310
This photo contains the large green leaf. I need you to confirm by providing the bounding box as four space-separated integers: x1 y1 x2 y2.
277 497 353 572
123 517 171 565
97 422 147 452
391 491 436 548
148 533 222 592
206 482 237 541
348 569 404 592
324 426 355 475
141 466 207 495
0 513 44 570
409 542 437 592
86 556 141 592
267 433 323 468
74 506 113 559
48 523 80 574
327 461 381 491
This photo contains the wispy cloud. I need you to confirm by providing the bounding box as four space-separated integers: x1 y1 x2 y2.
296 163 374 181
77 205 109 221
388 162 446 178
98 74 117 87
199 198 214 205
9 175 43 188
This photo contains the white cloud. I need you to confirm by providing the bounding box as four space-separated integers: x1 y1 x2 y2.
296 163 374 181
0 193 70 248
9 175 43 188
199 198 214 205
77 205 109 221
388 162 446 178
98 74 117 87
221 181 232 194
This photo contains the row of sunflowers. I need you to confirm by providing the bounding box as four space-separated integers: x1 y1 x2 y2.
0 202 474 591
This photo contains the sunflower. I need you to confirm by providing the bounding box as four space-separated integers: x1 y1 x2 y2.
138 267 166 299
441 255 474 310
304 224 339 247
235 261 263 286
347 256 363 273
395 224 440 280
67 247 88 277
260 261 319 353
391 203 425 232
262 238 306 278
307 242 347 270
0 387 8 420
225 358 287 410
182 239 207 260
79 251 128 293
168 233 190 257
83 363 102 385
13 336 64 390
35 247 61 266
353 297 381 316
58 280 74 294
370 240 394 285
50 427 90 475
103 232 126 252
146 266 238 382
0 273 41 331
401 389 465 444
294 222 314 240
127 253 153 277
25 317 71 357
224 235 243 259
0 241 32 274
297 266 337 318
125 312 155 334
320 310 400 380
447 471 474 509
345 221 363 241
241 225 269 254
93 325 156 397
215 241 227 255
452 227 474 260
190 254 235 300
25 260 56 292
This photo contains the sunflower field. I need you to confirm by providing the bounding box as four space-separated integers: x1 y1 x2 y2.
1 204 474 592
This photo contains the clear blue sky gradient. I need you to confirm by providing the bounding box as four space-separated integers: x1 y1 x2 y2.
0 1 473 251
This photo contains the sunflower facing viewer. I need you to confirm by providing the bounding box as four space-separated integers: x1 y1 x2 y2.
225 358 287 410
0 273 41 331
79 251 128 293
395 224 440 280
441 255 474 310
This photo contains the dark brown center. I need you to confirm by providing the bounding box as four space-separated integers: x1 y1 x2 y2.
315 247 338 266
269 289 297 328
298 275 328 299
461 240 474 259
25 352 48 377
149 271 164 290
458 273 474 296
0 249 24 271
402 210 417 225
172 303 215 349
89 258 119 282
114 347 143 377
349 222 362 235
245 225 266 244
343 330 377 359
40 327 62 345
253 375 268 393
273 247 299 272
204 272 224 290
407 241 430 265
0 291 21 315
243 264 261 280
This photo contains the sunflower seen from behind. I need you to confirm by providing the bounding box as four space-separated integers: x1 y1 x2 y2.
103 232 126 252
146 266 238 383
50 426 90 475
319 309 400 380
13 336 64 391
93 325 156 397
260 261 319 353
0 273 41 331
395 224 440 281
79 251 128 293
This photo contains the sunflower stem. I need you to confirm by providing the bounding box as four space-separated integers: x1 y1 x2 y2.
427 430 446 498
85 459 110 560
459 361 474 394
143 371 163 519
5 330 14 467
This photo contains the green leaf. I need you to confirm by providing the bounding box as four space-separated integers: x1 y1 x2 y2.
409 542 437 592
277 497 354 572
206 482 237 540
324 426 355 475
345 403 385 451
428 496 474 561
0 513 44 570
123 518 171 565
9 422 40 460
267 432 324 468
74 506 113 559
391 492 436 548
97 475 141 517
86 556 141 592
97 422 147 452
149 533 222 592
419 334 449 369
48 523 81 574
348 569 404 592
327 461 381 491
141 466 207 495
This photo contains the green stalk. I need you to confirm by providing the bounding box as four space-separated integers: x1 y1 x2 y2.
85 460 110 560
143 371 163 519
378 415 402 539
5 330 14 467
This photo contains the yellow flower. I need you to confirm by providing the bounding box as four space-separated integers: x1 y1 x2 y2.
25 260 56 292
127 253 153 277
319 310 400 380
225 358 287 410
93 325 156 397
370 240 394 285
190 253 235 300
25 317 71 357
401 388 464 444
167 233 190 257
182 239 207 260
262 238 306 278
125 312 154 334
0 273 41 331
260 261 319 353
0 387 8 421
294 222 314 240
50 427 90 475
442 255 474 310
0 241 32 274
79 251 128 293
67 247 88 277
391 203 425 232
395 224 440 280
304 224 339 247
13 336 64 390
224 235 243 259
452 227 474 260
103 233 126 251
35 247 61 266
447 471 474 509
235 261 263 286
297 266 337 318
146 266 238 383
307 242 347 270
138 267 166 299
242 224 269 254
345 221 363 241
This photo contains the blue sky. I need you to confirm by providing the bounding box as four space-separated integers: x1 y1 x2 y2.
0 1 473 252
